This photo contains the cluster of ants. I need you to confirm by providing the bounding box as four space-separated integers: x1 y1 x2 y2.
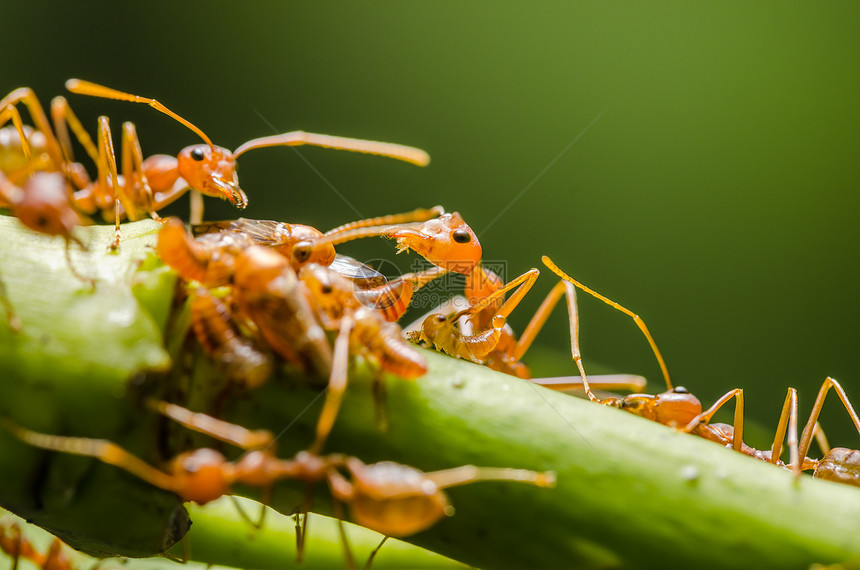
2 80 859 569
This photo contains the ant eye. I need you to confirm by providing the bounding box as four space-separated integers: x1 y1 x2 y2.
435 315 447 322
673 386 690 394
190 148 205 161
320 283 333 295
452 229 471 244
293 242 313 262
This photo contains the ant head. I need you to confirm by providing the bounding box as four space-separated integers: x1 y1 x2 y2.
176 145 247 208
289 233 335 270
169 448 231 505
345 458 451 537
15 173 81 237
390 212 482 275
419 312 454 342
64 80 249 209
299 264 355 320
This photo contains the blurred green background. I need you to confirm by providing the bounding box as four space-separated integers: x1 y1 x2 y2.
3 3 859 444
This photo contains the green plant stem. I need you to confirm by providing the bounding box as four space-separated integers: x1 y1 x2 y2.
2 217 860 570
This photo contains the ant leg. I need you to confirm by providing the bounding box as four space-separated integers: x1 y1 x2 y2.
295 484 316 564
363 536 390 570
0 88 64 168
189 191 204 226
330 500 358 570
324 206 444 237
770 388 801 476
355 266 448 322
513 280 566 361
813 423 831 455
66 80 217 150
681 389 745 452
0 522 20 570
120 121 158 221
146 400 274 450
459 268 539 322
493 269 540 321
0 274 21 332
310 316 354 455
424 464 556 490
293 512 305 563
529 374 648 393
798 377 860 460
3 420 177 493
44 537 71 570
227 493 269 530
542 256 672 390
0 104 32 163
232 131 430 167
49 96 99 166
64 237 95 288
551 276 599 402
93 116 124 249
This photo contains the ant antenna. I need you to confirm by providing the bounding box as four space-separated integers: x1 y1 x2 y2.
542 256 673 390
65 79 217 152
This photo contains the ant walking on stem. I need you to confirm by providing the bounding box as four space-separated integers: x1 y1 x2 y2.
540 255 826 471
3 394 554 565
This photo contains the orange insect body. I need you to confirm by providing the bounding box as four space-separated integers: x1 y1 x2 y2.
60 79 429 226
786 377 860 486
413 312 507 364
294 262 427 378
190 288 273 389
157 217 249 287
194 218 336 270
5 404 554 539
0 522 73 570
409 265 545 379
813 448 860 486
349 307 427 379
233 246 333 377
0 171 91 331
0 172 82 239
334 458 452 537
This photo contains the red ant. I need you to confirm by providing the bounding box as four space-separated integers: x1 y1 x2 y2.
0 520 74 570
230 246 430 449
406 259 649 395
540 256 858 474
783 377 860 485
0 167 94 330
161 206 474 321
63 80 430 226
3 400 555 543
2 82 430 248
